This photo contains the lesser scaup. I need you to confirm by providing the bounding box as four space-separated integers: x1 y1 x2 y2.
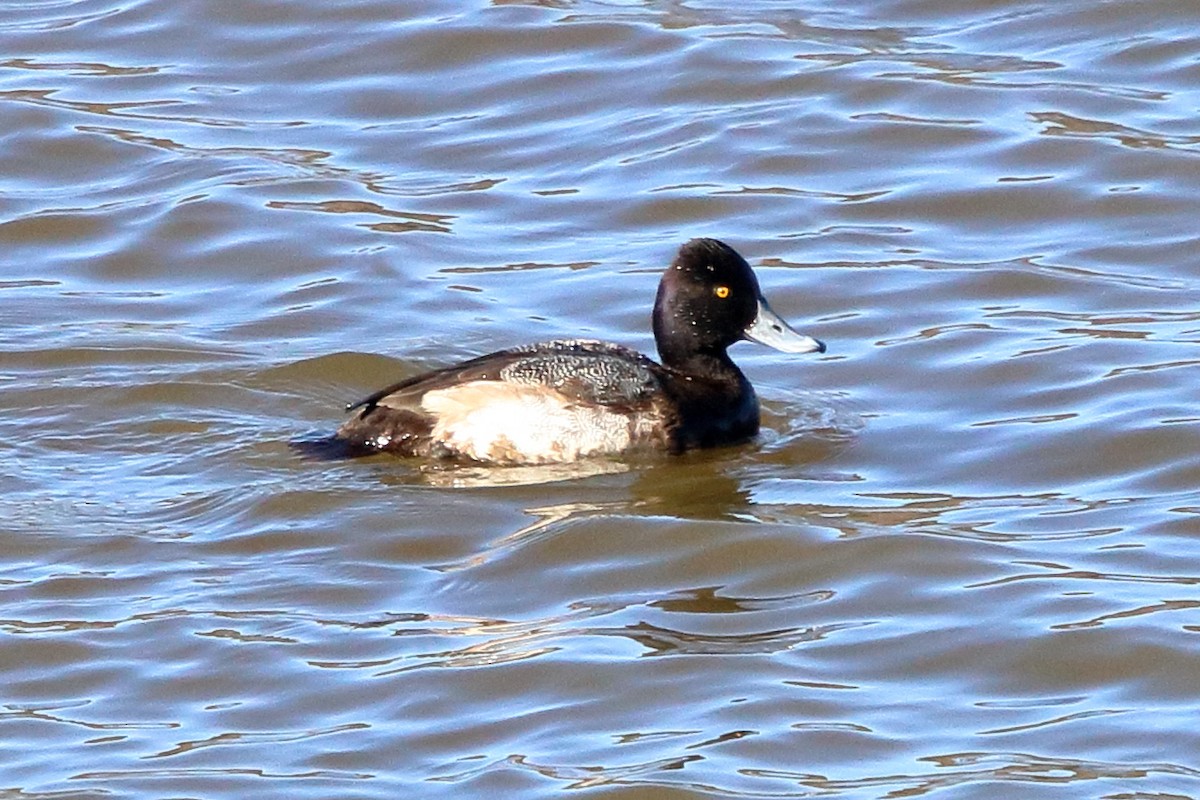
336 238 825 463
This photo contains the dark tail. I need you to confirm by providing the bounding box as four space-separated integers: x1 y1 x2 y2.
292 405 435 460
289 433 375 460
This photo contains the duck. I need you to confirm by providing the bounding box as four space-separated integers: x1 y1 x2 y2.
335 238 825 464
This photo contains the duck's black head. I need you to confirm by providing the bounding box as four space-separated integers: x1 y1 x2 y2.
652 238 825 372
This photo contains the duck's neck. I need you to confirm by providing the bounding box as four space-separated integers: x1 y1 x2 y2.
658 346 760 449
657 345 745 385
652 304 746 383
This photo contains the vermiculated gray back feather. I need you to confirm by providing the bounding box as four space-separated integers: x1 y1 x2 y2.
500 340 660 406
346 339 663 416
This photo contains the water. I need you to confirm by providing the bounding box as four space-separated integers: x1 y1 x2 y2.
2 1 1199 797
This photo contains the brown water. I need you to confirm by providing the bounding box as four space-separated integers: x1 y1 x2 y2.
3 1 1200 797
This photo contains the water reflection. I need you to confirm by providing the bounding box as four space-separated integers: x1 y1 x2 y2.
0 57 159 77
413 459 632 489
621 619 859 657
267 200 455 234
304 583 859 675
742 489 1145 543
431 498 625 572
431 752 704 790
744 750 1200 795
648 586 835 615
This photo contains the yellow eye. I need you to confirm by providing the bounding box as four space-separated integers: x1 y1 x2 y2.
714 285 730 299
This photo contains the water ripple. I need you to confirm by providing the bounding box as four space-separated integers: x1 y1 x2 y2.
5 1 1200 798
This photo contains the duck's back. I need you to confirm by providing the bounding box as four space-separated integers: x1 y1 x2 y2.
337 339 676 463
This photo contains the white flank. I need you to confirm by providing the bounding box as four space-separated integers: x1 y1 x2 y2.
421 381 648 463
